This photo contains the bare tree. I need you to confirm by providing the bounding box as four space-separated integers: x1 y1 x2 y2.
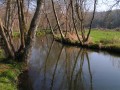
51 0 64 39
42 0 55 36
16 0 27 52
0 0 43 59
23 0 43 60
70 0 82 44
0 18 15 57
86 0 97 41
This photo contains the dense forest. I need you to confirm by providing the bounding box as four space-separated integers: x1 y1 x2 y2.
39 8 120 30
38 7 120 30
91 9 120 29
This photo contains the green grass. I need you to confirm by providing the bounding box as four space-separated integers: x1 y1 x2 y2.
0 59 25 90
55 29 120 52
12 30 50 37
13 32 20 37
89 29 120 51
90 29 120 44
36 31 46 36
0 50 26 90
36 29 52 36
0 70 17 90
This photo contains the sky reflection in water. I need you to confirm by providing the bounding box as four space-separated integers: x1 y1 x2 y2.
28 35 120 90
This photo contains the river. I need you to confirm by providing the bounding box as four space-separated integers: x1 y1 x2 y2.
24 35 120 90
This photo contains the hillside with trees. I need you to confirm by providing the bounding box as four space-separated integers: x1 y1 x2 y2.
91 9 120 29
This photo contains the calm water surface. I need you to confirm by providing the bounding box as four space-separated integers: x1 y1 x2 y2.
27 35 120 90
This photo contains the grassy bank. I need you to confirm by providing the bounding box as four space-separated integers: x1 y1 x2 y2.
0 60 26 90
0 29 49 90
0 51 26 90
55 29 120 53
13 29 51 37
90 29 120 44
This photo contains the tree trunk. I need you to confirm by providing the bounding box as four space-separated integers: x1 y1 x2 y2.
16 0 26 51
0 19 15 58
75 1 85 41
70 0 82 44
43 1 55 36
51 0 64 39
86 0 97 41
23 0 43 60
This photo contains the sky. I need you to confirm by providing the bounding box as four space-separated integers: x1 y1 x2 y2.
23 0 120 12
97 0 120 11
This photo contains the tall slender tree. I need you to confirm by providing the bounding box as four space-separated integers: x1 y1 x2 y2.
0 0 43 59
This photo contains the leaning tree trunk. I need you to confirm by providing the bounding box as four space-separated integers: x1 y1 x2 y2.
0 0 43 60
42 1 55 36
16 0 26 52
75 0 85 41
51 0 64 39
70 0 82 44
23 0 43 60
86 0 97 41
0 19 15 58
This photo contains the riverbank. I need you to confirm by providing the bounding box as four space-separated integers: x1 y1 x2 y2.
55 29 120 53
0 30 48 90
0 53 26 90
12 29 51 38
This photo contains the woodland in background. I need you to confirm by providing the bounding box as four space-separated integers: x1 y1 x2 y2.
0 0 43 59
0 0 119 59
91 9 120 29
39 9 120 30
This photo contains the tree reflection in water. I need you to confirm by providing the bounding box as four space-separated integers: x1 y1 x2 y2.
27 36 93 90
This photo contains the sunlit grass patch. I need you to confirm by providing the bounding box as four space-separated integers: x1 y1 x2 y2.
0 70 17 90
0 60 25 90
54 29 120 53
13 32 20 37
90 29 120 44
